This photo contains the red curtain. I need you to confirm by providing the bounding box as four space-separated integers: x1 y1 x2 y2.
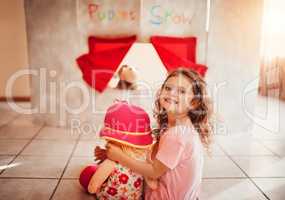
151 36 208 77
76 36 136 92
76 35 208 93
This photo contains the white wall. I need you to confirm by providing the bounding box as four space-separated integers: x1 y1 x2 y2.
206 0 263 133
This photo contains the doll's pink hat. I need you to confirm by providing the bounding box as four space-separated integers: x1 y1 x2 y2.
99 101 153 148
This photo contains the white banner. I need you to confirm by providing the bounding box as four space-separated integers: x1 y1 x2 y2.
77 0 206 42
77 0 140 37
140 0 201 41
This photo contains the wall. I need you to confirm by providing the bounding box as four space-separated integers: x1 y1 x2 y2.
24 0 264 134
206 0 263 133
24 0 81 126
24 0 207 127
0 0 30 98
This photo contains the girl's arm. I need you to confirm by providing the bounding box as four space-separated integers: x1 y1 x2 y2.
106 143 168 179
88 159 116 194
144 143 159 189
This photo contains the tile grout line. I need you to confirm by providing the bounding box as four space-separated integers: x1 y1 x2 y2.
0 123 46 176
212 155 281 157
203 177 248 180
48 131 83 200
255 139 282 158
217 143 271 200
59 177 78 180
0 138 79 141
202 176 285 179
0 177 59 180
0 114 21 130
0 154 93 157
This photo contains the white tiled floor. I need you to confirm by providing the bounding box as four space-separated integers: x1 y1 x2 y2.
201 179 267 200
0 156 69 178
0 178 58 200
0 96 284 200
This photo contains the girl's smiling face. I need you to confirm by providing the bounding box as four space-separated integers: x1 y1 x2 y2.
159 74 194 115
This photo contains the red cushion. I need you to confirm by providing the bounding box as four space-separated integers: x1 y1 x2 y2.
151 36 197 63
88 35 137 55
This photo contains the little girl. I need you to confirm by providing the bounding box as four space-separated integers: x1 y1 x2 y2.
98 68 213 199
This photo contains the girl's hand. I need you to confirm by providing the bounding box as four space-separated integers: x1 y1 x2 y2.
106 143 125 162
94 146 107 163
150 143 159 161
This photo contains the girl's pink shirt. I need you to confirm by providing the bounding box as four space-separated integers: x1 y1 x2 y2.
145 125 204 200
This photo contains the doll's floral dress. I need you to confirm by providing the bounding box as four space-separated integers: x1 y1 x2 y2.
96 162 143 200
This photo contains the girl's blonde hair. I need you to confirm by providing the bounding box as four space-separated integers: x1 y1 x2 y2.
121 144 148 161
154 68 213 150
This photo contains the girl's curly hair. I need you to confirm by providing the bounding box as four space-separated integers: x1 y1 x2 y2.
153 68 213 150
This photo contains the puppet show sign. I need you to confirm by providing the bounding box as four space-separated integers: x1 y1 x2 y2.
77 0 203 41
77 0 140 37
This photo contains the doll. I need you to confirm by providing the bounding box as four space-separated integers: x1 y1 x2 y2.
79 101 156 200
116 65 137 90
